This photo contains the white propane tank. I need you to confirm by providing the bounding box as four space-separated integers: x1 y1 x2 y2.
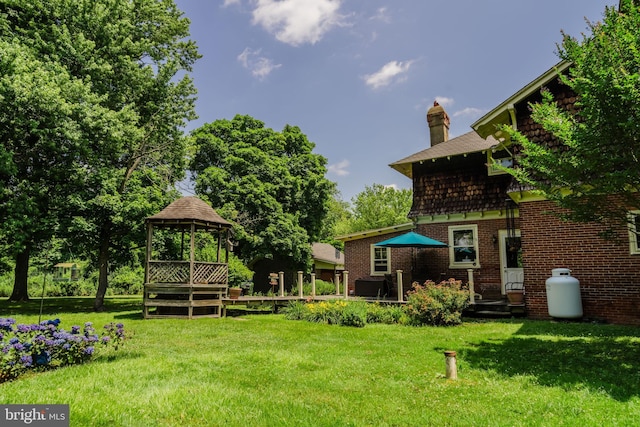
545 268 583 319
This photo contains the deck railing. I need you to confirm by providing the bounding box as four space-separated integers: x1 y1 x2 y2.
147 260 228 285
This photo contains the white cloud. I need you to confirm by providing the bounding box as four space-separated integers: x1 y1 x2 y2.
434 96 455 107
363 60 414 90
370 7 390 23
453 107 486 118
328 159 350 176
222 0 241 6
237 48 282 80
251 0 347 46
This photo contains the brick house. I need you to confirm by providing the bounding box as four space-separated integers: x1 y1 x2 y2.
472 60 640 325
340 102 515 302
339 61 640 325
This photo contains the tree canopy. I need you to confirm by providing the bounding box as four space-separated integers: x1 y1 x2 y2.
0 0 199 308
189 115 334 270
346 184 412 233
502 0 640 234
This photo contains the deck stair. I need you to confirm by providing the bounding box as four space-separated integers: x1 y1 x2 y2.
464 298 525 318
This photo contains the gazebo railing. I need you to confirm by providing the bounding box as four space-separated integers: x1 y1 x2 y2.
147 260 228 285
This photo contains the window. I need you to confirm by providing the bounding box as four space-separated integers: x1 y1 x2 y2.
449 225 480 268
487 149 513 176
629 211 640 254
370 245 390 275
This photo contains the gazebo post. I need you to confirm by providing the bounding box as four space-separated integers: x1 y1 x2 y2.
189 223 196 286
144 222 153 286
224 230 229 264
189 222 196 319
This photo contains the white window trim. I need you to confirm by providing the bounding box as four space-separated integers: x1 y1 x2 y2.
448 224 481 269
370 245 391 275
628 211 640 255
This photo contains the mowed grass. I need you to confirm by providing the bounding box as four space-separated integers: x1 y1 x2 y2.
1 297 639 426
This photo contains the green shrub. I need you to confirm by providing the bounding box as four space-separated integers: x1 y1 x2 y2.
339 300 367 327
403 279 469 326
282 300 306 320
366 302 405 324
108 266 144 295
283 299 397 327
227 254 253 288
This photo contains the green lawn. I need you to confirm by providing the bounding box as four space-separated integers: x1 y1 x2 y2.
1 297 639 426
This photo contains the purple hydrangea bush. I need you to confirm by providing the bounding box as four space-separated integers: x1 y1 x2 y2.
1 318 125 383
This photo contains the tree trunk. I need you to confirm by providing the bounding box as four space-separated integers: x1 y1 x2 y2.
93 228 111 312
10 247 31 301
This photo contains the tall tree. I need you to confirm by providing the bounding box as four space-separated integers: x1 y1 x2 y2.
190 114 334 270
0 0 199 309
0 37 115 300
347 184 412 233
502 0 640 234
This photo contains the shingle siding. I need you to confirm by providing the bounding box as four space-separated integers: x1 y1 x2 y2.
410 153 512 217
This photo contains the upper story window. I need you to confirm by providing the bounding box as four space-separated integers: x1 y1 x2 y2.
487 149 513 176
371 245 391 275
628 211 640 254
449 225 480 268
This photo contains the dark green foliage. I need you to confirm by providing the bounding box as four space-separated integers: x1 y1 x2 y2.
0 0 200 307
403 279 469 326
190 115 335 269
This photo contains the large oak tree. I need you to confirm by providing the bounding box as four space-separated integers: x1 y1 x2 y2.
0 0 199 309
189 115 334 272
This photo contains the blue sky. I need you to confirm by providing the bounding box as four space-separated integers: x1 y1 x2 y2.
174 0 614 202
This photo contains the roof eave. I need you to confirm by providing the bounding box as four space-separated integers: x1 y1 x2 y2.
336 222 414 242
471 60 571 139
389 162 413 179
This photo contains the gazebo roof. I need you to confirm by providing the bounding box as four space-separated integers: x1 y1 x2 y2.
146 196 232 229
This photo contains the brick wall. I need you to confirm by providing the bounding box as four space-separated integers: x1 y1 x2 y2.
520 200 640 325
343 217 512 298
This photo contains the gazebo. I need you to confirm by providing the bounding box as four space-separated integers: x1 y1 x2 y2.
143 197 233 319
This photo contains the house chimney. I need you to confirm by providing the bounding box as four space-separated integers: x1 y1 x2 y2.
427 101 450 145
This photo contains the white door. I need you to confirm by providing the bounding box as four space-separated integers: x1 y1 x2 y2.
499 229 523 294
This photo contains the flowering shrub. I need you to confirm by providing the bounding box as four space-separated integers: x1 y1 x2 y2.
283 300 368 327
1 318 125 383
283 299 401 327
403 279 469 326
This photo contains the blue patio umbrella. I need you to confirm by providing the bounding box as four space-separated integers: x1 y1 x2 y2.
375 231 448 248
376 231 448 284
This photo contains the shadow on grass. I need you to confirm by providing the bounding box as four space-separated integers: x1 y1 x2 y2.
462 320 640 401
0 296 143 317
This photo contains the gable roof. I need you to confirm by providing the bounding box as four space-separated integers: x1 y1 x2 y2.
311 243 344 266
389 131 498 179
472 60 571 140
147 196 232 229
336 222 414 242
